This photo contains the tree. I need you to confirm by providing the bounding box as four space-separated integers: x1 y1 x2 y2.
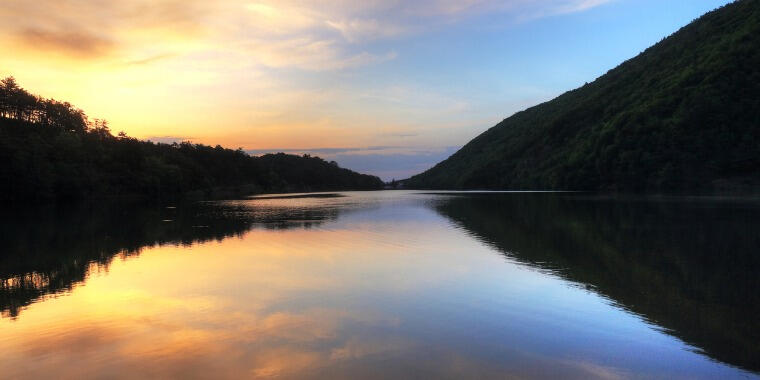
0 77 20 119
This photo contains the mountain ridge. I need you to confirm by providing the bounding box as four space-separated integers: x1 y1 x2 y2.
406 0 760 192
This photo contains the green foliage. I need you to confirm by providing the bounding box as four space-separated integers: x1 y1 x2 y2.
0 80 383 200
407 0 760 192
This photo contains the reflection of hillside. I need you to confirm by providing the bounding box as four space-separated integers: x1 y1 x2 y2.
432 194 760 373
0 201 341 319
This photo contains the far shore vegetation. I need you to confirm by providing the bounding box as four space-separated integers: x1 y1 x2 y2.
0 77 384 201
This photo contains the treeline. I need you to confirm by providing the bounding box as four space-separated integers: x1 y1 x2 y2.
0 77 384 200
0 77 89 133
407 0 760 192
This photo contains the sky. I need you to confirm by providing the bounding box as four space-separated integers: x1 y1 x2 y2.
0 0 733 180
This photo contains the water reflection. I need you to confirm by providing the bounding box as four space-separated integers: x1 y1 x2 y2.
431 193 760 373
0 197 343 319
0 191 758 378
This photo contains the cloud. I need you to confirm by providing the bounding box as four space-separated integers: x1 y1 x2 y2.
518 0 615 20
146 135 193 144
326 18 408 43
0 0 612 69
246 146 400 156
328 146 460 180
248 145 460 180
383 0 613 20
555 0 614 14
16 28 114 58
379 132 419 138
0 0 614 152
124 53 177 66
243 37 397 71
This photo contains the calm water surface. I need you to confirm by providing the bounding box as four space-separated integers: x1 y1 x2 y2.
1 191 758 379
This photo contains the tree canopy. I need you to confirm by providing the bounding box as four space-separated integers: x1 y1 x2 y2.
0 78 384 200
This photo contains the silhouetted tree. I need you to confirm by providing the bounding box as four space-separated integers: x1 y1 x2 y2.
0 77 384 200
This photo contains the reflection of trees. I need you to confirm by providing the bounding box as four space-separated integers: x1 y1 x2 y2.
433 193 760 373
0 201 341 319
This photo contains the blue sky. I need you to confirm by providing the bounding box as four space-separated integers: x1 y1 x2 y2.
1 0 733 180
249 0 733 179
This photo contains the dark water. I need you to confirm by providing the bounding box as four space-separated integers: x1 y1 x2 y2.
1 191 758 379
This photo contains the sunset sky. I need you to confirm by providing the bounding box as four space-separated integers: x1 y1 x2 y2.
1 0 731 179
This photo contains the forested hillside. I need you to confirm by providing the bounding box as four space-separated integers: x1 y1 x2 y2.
0 77 383 200
407 0 760 192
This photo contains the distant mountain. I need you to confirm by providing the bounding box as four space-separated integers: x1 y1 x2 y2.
0 78 383 200
407 0 760 192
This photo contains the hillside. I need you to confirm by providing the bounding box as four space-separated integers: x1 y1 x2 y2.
0 78 383 200
406 0 760 192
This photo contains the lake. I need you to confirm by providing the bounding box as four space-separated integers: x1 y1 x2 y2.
1 191 758 379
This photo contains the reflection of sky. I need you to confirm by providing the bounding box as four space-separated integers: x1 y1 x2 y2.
0 192 753 379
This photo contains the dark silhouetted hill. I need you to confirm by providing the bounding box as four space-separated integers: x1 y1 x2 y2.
407 0 760 192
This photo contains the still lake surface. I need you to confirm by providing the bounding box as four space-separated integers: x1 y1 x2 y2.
1 191 758 379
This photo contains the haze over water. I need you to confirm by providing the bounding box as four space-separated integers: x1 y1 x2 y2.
1 191 758 379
